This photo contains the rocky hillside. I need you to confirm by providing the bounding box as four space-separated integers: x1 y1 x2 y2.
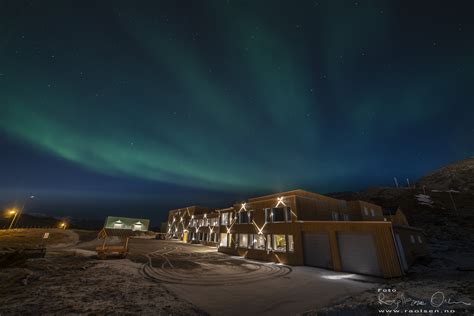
416 157 474 192
329 157 474 274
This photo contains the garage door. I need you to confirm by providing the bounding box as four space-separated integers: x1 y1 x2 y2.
337 232 382 277
303 232 332 269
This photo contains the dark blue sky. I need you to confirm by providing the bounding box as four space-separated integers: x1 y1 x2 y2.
0 1 473 224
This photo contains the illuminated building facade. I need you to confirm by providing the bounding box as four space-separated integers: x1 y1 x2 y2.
167 189 427 278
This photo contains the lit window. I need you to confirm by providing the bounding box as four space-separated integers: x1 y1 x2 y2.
273 234 286 252
219 233 227 247
248 234 255 249
288 235 294 252
255 235 265 250
221 212 229 226
417 236 423 244
410 235 415 244
266 234 272 250
227 234 235 248
370 209 375 217
239 234 248 248
265 208 272 223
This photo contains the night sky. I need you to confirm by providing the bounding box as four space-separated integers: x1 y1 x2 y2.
1 1 473 224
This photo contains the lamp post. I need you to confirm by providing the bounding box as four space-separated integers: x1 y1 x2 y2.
12 195 36 229
8 209 18 230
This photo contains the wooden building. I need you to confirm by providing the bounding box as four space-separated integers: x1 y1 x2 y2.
167 189 428 278
166 205 219 245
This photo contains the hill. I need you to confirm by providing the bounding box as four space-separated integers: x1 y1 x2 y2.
328 157 474 274
416 156 474 192
0 213 103 230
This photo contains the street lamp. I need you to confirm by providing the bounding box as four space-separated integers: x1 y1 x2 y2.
11 195 36 229
59 222 67 230
8 209 18 230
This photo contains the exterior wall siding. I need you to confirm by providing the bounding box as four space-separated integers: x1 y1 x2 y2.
219 221 403 278
166 189 427 279
393 226 428 266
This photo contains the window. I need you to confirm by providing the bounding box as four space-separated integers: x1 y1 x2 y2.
288 235 294 252
343 214 350 221
255 235 265 250
265 207 292 223
266 234 272 250
332 212 339 221
410 235 415 244
231 234 236 247
248 210 254 223
238 234 248 248
339 200 348 210
363 207 369 216
272 208 286 222
221 212 229 226
238 211 249 224
273 234 286 252
248 234 255 249
227 234 237 248
370 209 375 217
417 236 423 244
220 233 228 247
265 208 272 223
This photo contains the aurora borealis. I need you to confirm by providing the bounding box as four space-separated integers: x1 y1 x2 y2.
0 1 473 219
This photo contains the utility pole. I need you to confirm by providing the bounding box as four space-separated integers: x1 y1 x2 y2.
431 189 459 214
447 190 458 213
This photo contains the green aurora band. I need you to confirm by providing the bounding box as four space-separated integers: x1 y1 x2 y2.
0 1 472 192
